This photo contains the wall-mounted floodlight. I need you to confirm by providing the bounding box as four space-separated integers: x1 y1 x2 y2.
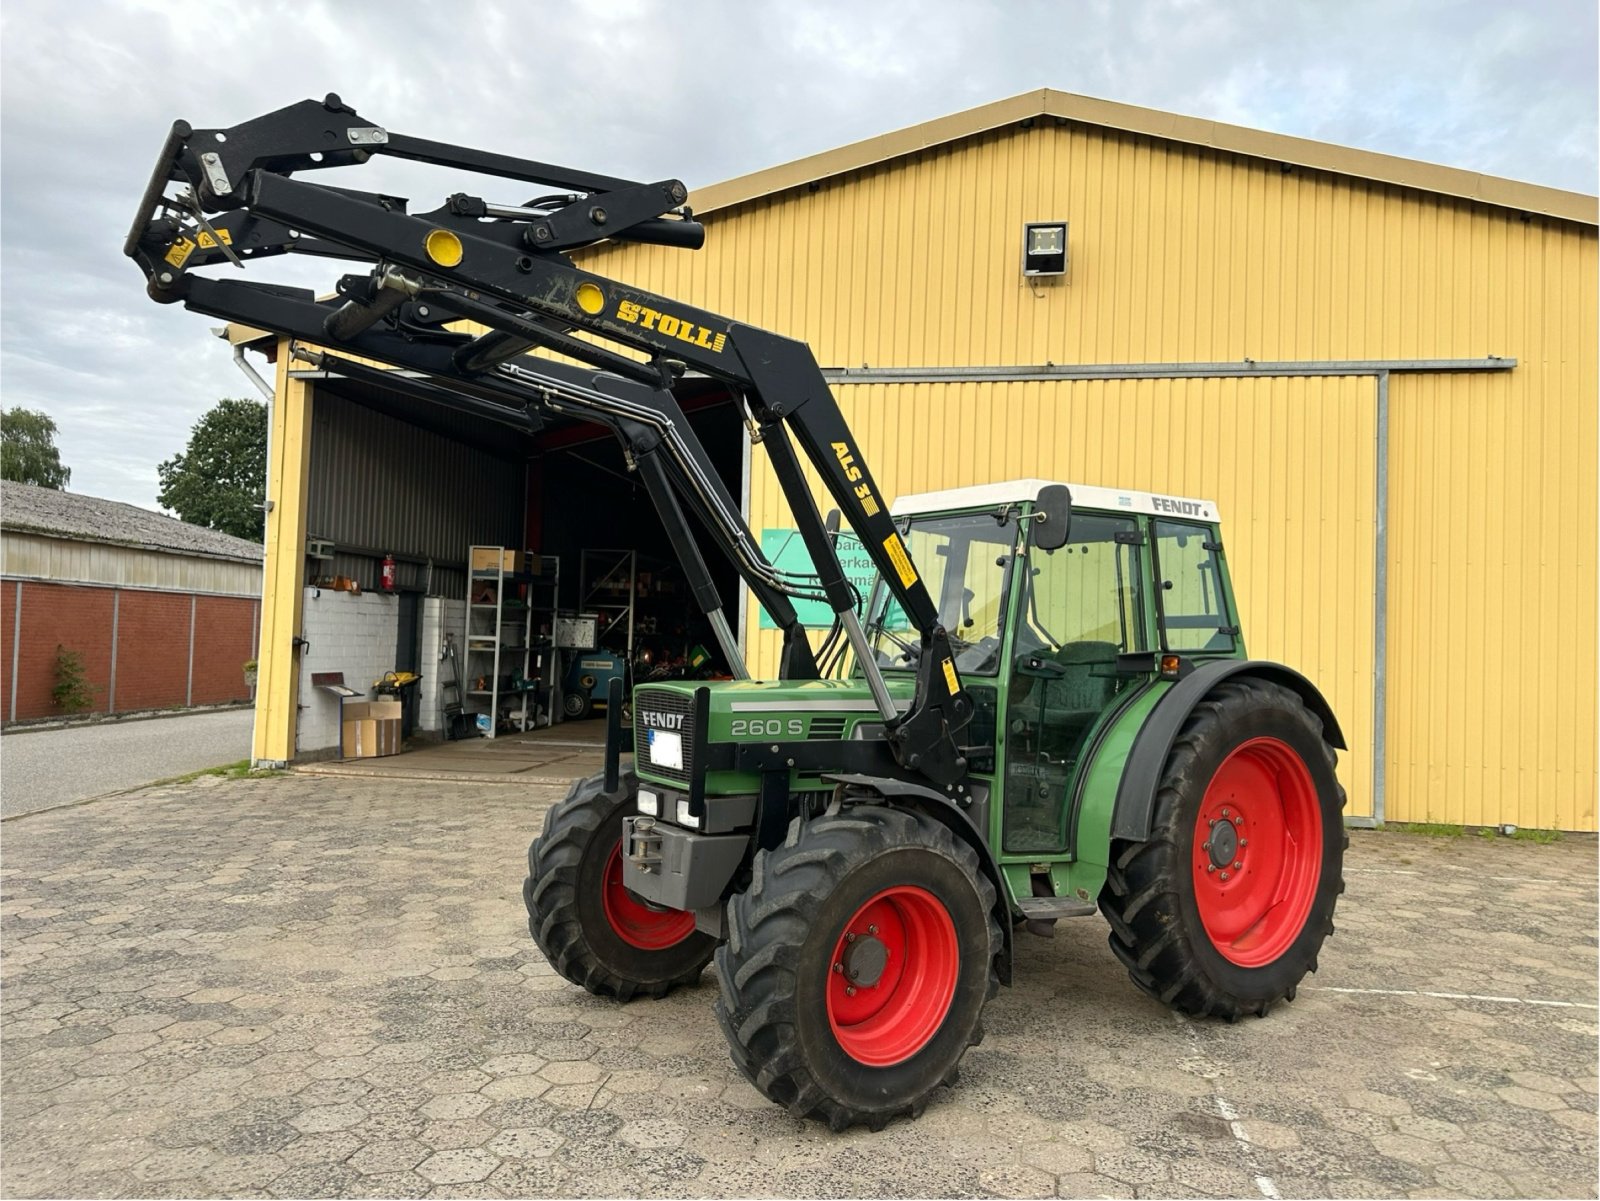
1023 221 1067 277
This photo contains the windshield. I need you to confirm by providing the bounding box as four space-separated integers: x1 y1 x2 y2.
862 510 1018 676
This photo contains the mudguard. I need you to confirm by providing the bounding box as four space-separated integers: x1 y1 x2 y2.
1110 660 1346 843
825 772 1014 985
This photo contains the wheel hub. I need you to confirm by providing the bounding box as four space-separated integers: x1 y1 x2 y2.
1206 819 1240 868
1191 737 1323 968
842 934 889 987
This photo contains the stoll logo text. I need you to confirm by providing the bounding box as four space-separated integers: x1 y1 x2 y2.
640 711 686 731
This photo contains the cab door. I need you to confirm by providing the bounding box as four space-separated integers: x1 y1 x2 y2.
1001 512 1147 854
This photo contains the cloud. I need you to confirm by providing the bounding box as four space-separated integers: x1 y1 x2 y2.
1 0 1593 506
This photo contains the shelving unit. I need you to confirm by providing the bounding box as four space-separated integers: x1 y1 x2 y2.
579 549 639 665
464 546 537 738
525 554 562 726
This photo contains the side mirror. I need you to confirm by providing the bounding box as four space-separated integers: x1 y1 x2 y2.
824 508 842 547
1032 484 1073 551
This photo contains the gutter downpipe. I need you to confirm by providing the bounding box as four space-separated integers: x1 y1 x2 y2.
218 329 278 753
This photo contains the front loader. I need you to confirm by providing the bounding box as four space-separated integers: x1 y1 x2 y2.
128 96 1348 1131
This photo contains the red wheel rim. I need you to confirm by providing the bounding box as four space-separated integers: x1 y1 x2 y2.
825 885 959 1067
1192 736 1323 967
600 842 697 950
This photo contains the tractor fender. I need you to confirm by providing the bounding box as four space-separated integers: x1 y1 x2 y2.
1110 660 1346 843
824 773 1013 986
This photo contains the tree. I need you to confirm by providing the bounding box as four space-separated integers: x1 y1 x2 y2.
1 407 71 489
157 397 269 541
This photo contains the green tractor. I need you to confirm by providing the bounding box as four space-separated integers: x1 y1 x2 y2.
526 480 1347 1130
122 97 1347 1133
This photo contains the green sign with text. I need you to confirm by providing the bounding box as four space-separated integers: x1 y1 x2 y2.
757 529 878 629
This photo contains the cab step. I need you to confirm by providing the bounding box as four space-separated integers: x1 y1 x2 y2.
1017 895 1098 921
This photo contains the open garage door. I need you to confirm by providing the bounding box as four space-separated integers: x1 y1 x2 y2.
745 373 1377 820
532 386 747 729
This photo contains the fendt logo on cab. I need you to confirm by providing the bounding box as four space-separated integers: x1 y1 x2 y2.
639 711 686 731
1152 496 1205 516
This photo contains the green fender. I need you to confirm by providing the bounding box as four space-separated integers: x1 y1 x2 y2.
1109 659 1346 843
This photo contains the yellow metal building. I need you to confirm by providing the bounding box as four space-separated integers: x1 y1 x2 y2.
248 90 1597 831
573 90 1598 831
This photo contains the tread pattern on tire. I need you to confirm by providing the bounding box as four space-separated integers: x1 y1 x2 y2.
524 770 714 1001
1098 678 1348 1021
713 804 1002 1131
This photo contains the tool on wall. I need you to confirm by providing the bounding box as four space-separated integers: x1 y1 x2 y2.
439 634 473 741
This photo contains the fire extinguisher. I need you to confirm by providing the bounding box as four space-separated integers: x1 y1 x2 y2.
381 553 396 592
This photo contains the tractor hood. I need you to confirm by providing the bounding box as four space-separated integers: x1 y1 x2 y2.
631 676 918 793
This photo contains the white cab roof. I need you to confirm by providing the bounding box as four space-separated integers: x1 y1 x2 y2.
893 478 1220 523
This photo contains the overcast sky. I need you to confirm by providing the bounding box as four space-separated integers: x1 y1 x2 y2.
2 0 1595 510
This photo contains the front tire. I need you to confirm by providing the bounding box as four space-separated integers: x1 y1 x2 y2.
1099 678 1347 1020
524 771 716 1000
715 805 1001 1130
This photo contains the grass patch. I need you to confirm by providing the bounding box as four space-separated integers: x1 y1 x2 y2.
1397 821 1465 837
152 760 284 787
1510 827 1564 844
1473 825 1563 844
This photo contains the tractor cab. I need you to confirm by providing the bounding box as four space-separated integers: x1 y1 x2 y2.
863 480 1237 857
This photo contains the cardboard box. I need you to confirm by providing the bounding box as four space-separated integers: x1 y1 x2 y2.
342 700 403 758
470 547 520 573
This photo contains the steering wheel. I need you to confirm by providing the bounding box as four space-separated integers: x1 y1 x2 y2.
955 635 1001 674
873 626 922 664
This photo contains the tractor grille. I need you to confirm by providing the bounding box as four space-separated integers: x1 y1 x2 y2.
809 716 849 740
633 687 694 787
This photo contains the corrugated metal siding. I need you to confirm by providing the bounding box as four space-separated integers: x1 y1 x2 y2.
743 376 1377 819
1 532 261 597
580 119 1597 830
307 393 524 598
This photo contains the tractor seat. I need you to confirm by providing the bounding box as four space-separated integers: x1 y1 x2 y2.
1035 640 1121 759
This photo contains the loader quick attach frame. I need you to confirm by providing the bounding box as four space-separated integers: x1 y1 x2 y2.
126 94 974 790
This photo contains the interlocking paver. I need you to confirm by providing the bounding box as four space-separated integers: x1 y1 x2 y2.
0 773 1594 1198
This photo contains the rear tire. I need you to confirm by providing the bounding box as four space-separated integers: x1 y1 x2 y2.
715 805 1001 1130
524 770 716 1000
1098 678 1347 1020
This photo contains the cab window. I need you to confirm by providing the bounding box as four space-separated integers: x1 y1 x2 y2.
1153 520 1237 653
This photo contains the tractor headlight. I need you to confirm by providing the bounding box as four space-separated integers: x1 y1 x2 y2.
675 798 701 829
636 789 659 817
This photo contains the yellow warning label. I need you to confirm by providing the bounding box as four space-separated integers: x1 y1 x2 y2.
942 659 960 695
163 228 231 269
882 533 918 588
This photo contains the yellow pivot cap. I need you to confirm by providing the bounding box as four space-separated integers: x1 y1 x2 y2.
574 281 605 315
424 228 464 268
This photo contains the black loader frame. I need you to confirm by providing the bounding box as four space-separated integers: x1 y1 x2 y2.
125 94 972 791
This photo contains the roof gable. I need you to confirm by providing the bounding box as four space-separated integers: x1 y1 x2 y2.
690 88 1597 227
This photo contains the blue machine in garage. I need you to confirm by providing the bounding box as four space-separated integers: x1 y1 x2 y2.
561 651 627 721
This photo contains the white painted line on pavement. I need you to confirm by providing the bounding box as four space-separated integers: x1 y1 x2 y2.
1173 1012 1281 1200
1307 986 1598 1010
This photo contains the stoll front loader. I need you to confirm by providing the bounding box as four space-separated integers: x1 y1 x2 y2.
128 96 1347 1131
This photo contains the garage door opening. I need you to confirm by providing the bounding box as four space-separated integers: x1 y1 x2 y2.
531 384 745 735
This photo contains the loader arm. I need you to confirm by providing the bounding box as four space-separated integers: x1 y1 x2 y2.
126 94 973 786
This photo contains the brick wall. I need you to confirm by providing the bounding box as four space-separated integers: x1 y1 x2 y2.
4 582 115 720
114 590 195 712
192 596 258 706
296 588 402 754
1 580 15 723
0 580 258 723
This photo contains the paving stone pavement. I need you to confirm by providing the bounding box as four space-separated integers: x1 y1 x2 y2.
1 772 1595 1199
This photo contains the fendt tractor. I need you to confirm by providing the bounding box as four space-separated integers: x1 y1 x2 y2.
128 97 1347 1130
